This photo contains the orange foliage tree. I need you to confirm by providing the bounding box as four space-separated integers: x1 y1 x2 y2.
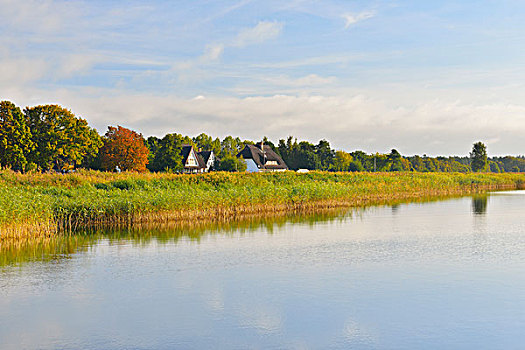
100 126 149 172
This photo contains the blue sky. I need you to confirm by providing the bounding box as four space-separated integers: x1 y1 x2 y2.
2 0 525 155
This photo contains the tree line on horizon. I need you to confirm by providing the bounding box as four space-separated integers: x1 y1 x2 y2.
1 100 524 174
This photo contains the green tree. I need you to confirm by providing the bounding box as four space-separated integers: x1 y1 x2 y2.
220 136 243 157
331 150 353 171
348 159 365 172
470 141 488 172
0 101 34 171
388 149 404 171
216 154 247 172
316 139 334 170
25 105 102 171
146 136 161 166
148 133 184 172
297 141 320 169
350 151 372 171
489 161 501 173
193 133 213 151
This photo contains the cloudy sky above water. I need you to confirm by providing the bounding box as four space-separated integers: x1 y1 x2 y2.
2 0 525 155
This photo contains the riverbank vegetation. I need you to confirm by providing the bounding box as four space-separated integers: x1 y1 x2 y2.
1 170 524 241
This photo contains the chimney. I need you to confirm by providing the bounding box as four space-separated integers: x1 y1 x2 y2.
260 141 266 168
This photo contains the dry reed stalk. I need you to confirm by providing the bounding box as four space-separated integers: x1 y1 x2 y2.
47 182 519 232
0 172 523 243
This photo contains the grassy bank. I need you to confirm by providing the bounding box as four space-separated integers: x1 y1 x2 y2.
1 170 524 241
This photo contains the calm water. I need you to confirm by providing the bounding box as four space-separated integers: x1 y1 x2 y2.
2 192 525 349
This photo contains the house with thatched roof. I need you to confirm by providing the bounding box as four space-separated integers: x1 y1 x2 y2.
181 145 214 173
237 142 288 172
198 150 215 172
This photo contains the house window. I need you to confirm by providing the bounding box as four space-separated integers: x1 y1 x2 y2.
187 156 197 166
266 160 278 166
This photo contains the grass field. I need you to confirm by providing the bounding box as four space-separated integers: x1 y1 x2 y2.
1 170 524 241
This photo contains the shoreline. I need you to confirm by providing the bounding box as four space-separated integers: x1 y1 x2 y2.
1 170 524 242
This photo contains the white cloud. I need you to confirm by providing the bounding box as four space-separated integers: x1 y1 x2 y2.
200 44 225 62
252 54 365 68
57 54 100 78
232 21 284 47
342 11 375 29
195 21 283 63
0 0 71 33
0 57 49 88
10 88 521 156
262 74 337 87
197 0 253 25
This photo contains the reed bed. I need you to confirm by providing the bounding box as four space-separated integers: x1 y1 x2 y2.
1 170 524 241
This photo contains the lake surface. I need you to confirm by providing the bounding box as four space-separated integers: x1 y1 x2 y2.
2 192 525 349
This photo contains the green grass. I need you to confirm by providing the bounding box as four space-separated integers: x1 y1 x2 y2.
1 169 524 240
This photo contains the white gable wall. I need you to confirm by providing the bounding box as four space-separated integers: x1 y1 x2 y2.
245 159 259 173
186 151 198 167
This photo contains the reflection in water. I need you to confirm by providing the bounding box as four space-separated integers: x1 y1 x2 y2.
391 204 400 214
0 192 496 267
2 191 525 350
0 208 350 267
472 196 488 215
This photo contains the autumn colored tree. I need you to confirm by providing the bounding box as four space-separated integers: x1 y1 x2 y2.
25 105 102 171
0 101 34 171
100 126 149 172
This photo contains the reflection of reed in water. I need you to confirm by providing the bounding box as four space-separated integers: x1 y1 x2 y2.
0 192 498 267
471 196 488 215
0 208 349 267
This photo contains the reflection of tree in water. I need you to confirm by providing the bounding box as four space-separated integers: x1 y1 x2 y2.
391 204 400 214
472 196 488 215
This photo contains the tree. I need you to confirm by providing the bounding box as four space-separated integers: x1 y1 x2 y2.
332 151 353 171
470 141 488 172
316 139 334 170
215 154 247 172
350 150 372 171
348 159 365 172
388 149 404 171
148 133 184 172
100 126 149 172
489 161 501 173
0 101 34 171
25 105 102 171
193 133 221 154
220 136 242 157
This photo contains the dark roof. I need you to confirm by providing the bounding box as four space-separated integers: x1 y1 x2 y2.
198 150 213 163
181 145 192 162
237 144 288 170
196 153 206 168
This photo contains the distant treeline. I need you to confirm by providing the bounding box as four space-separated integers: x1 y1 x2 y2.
1 100 524 173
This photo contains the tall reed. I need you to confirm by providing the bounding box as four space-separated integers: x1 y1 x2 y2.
1 170 524 240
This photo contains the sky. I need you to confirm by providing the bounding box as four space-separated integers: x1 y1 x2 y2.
2 0 525 156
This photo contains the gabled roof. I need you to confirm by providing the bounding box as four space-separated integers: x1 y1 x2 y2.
237 144 288 170
196 153 206 168
198 150 213 164
181 144 203 169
